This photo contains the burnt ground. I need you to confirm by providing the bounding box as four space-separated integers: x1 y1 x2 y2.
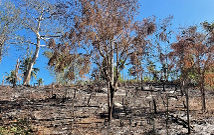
0 84 214 134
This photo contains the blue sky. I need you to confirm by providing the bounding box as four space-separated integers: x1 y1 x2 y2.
140 0 214 26
1 0 214 85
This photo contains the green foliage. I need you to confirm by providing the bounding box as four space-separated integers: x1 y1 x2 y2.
43 50 66 84
118 60 126 70
118 74 125 83
143 76 150 82
126 79 138 85
160 63 169 81
147 61 159 81
113 67 125 83
20 55 40 81
37 78 44 86
43 51 53 59
202 21 214 32
75 79 90 86
5 70 16 85
0 118 32 134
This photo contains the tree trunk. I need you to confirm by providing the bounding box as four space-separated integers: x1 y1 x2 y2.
2 75 4 86
23 12 42 85
153 98 157 114
115 42 119 90
0 38 5 64
0 44 3 64
201 86 206 111
108 84 115 122
107 81 110 120
162 80 165 91
23 64 33 85
71 88 76 133
23 38 40 85
13 59 20 88
199 76 206 112
141 74 144 90
179 79 184 96
186 86 190 134
108 41 115 123
182 80 191 134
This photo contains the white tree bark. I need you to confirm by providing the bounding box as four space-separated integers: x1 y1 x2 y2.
23 13 42 85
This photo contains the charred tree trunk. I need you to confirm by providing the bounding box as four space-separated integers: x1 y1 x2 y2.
107 81 110 120
186 87 190 134
115 42 119 90
109 84 115 122
162 80 165 92
108 42 114 123
71 88 76 133
153 98 157 114
183 79 190 134
141 74 144 90
199 75 206 112
201 85 206 111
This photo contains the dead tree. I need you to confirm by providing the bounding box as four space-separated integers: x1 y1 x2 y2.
13 59 20 88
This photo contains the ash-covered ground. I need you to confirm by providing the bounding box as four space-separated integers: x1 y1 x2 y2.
0 84 214 134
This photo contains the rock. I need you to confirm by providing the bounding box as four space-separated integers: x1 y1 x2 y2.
100 103 108 111
115 89 126 96
114 102 123 108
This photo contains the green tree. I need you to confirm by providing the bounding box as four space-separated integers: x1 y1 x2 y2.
147 61 158 81
20 55 40 83
5 70 16 86
37 78 44 86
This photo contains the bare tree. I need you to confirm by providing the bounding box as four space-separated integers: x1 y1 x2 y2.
17 0 62 85
156 16 173 91
0 0 20 63
170 24 214 112
13 59 20 87
52 0 156 122
45 41 91 84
